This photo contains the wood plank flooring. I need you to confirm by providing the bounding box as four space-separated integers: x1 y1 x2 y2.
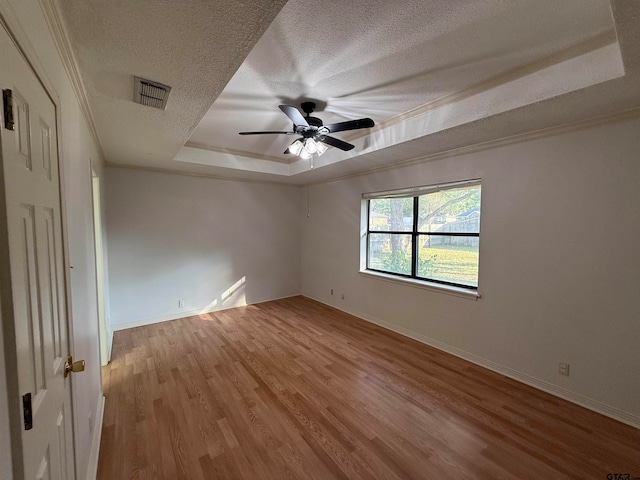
97 296 640 479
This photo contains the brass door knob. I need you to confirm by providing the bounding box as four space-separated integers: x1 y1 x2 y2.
64 355 85 378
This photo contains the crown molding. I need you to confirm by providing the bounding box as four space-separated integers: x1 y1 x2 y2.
37 0 105 162
312 106 640 186
344 29 619 144
184 141 295 165
104 162 298 187
108 106 640 188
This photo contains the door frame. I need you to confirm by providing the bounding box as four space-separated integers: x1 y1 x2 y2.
91 165 109 366
0 9 78 479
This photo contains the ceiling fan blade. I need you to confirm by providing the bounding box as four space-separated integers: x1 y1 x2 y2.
238 131 293 135
279 105 309 127
324 118 374 134
318 135 355 151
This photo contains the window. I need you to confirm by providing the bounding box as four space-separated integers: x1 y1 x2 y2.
364 180 481 290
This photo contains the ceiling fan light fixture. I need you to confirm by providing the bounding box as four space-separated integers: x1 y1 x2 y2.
288 139 304 156
305 138 318 154
316 142 328 156
299 148 312 160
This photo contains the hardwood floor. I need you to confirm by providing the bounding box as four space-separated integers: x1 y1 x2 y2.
97 296 640 479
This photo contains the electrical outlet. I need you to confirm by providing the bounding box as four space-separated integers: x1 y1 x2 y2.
559 362 570 376
331 289 334 295
341 293 345 300
178 299 185 308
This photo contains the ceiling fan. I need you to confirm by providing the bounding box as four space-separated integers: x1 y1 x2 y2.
239 102 374 159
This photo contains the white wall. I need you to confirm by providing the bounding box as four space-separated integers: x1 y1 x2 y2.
0 1 107 478
301 116 640 424
106 167 301 328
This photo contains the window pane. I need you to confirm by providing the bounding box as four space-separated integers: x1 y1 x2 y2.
369 198 413 232
418 185 481 233
367 233 412 275
417 235 478 287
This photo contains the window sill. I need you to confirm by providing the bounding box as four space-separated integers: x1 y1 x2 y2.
358 270 480 300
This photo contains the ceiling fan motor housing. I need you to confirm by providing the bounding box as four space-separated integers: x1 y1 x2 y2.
304 116 322 127
299 101 323 129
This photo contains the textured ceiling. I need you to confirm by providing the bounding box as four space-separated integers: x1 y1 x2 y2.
188 0 613 155
57 0 287 164
58 0 640 184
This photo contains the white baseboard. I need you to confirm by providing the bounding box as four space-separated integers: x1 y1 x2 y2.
86 395 105 480
110 293 301 332
305 295 640 429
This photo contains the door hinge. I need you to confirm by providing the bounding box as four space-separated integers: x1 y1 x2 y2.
3 89 15 131
22 393 32 430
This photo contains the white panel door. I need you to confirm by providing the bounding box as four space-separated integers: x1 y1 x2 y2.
0 23 76 480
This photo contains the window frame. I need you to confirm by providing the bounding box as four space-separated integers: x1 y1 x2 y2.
363 179 481 291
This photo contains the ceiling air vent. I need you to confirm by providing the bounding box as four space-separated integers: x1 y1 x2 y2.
133 77 171 110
